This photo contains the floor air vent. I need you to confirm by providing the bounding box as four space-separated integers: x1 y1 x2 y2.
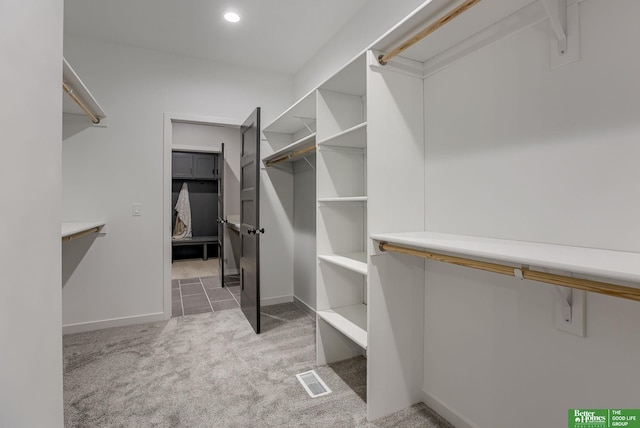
296 370 332 398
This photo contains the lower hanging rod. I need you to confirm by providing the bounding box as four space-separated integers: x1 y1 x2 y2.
62 227 101 243
378 0 481 65
378 241 640 302
63 82 100 124
265 145 316 167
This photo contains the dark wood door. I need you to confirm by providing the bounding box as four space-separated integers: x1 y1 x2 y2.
217 146 225 287
240 108 261 334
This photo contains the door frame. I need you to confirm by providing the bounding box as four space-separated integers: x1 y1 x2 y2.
162 112 241 320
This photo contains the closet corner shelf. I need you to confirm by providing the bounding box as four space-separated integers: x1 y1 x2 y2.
63 58 107 124
318 196 367 204
317 122 367 148
263 91 316 135
262 133 316 167
370 231 640 298
61 221 105 242
317 304 368 350
318 252 367 275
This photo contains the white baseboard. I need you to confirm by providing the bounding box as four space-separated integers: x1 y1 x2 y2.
293 296 316 319
260 294 293 306
63 312 167 335
422 390 478 428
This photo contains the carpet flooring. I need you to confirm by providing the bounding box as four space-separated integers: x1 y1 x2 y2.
64 303 452 427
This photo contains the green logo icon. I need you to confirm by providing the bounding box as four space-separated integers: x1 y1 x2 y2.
569 409 640 428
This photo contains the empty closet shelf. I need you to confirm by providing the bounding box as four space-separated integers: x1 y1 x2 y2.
61 221 105 242
317 304 367 350
318 252 367 275
318 196 367 203
317 122 366 148
372 231 640 301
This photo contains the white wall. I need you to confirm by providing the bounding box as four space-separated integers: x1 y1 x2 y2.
62 36 293 331
422 2 640 427
0 0 64 426
172 122 241 275
293 0 427 98
293 157 317 310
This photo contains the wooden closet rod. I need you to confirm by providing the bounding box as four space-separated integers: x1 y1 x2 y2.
265 145 316 167
378 0 481 65
61 226 101 243
378 241 640 302
63 82 100 124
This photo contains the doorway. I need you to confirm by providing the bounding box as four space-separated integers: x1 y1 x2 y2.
163 114 242 318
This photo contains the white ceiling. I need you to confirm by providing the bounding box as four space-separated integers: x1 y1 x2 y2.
64 0 371 75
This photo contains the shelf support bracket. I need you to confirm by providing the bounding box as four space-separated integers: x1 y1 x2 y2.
553 285 573 323
541 0 567 55
542 0 581 69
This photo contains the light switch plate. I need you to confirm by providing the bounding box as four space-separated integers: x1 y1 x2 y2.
132 203 142 216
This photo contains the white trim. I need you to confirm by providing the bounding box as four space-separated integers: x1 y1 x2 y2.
422 390 479 428
293 296 316 319
163 112 243 322
63 312 166 335
261 294 294 306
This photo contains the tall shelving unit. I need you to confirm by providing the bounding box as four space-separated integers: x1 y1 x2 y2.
315 54 369 363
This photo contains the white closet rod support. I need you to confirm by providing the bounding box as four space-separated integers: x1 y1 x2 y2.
378 0 482 65
378 241 640 302
541 0 567 54
63 82 100 124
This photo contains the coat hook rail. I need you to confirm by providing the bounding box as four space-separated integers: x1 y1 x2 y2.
377 241 640 302
265 145 316 167
378 0 482 65
63 82 100 124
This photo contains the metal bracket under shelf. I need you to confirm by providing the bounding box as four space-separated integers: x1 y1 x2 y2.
541 0 582 69
515 265 585 337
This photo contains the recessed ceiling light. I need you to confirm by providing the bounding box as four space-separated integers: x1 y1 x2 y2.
224 12 240 23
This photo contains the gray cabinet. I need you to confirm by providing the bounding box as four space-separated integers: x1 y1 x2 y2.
172 152 193 178
194 153 216 179
172 151 219 180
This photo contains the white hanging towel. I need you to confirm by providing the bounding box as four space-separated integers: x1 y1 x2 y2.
173 182 192 239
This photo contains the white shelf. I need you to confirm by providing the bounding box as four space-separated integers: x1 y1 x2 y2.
317 304 368 350
317 122 367 148
62 58 106 122
262 133 316 167
370 231 640 284
318 196 367 203
371 0 534 65
62 221 105 241
318 252 367 275
263 91 316 135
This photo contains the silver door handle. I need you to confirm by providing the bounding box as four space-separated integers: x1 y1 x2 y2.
247 228 264 235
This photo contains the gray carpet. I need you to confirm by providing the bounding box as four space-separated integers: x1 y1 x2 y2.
64 303 452 427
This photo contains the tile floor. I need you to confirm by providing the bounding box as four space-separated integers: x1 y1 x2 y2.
172 275 241 317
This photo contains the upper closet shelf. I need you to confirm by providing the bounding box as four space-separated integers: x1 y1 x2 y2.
263 133 316 168
371 231 640 300
62 221 105 242
318 122 367 148
264 91 316 135
63 58 107 125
